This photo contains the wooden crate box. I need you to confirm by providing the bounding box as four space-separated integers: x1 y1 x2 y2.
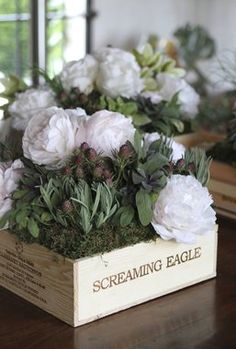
0 227 218 327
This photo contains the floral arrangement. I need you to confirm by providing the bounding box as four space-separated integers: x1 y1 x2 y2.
1 45 200 139
207 117 236 167
0 104 216 259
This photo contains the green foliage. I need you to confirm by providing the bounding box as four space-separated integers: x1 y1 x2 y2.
99 95 151 127
0 126 212 257
113 136 171 227
132 43 185 91
174 23 216 95
0 133 23 161
196 97 235 132
2 169 120 238
135 189 153 226
98 94 185 136
208 117 236 167
0 74 27 98
136 95 184 136
71 181 119 233
172 148 212 186
0 74 27 116
174 24 215 64
186 149 211 186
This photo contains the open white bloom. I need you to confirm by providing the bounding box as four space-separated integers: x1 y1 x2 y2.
0 160 24 219
156 73 200 119
95 47 143 98
144 132 185 162
23 107 87 169
152 175 216 244
9 88 56 131
60 55 98 94
86 110 135 157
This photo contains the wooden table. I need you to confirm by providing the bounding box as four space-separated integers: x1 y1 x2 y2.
0 217 235 349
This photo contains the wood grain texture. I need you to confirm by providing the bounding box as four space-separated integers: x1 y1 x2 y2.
76 227 217 326
210 161 236 186
0 226 217 327
174 130 225 149
0 230 74 326
0 216 235 349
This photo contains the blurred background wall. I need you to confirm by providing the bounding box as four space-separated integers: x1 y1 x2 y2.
93 0 236 52
0 0 235 85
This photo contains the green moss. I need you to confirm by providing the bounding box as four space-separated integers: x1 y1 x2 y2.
10 223 156 260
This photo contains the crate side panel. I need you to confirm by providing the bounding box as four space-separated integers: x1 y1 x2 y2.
76 226 217 326
209 179 236 214
0 230 74 326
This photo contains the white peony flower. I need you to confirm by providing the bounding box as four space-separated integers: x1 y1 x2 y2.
156 73 200 119
144 132 185 162
0 160 24 219
151 175 216 244
9 88 56 131
23 107 87 169
95 47 143 98
86 110 135 157
60 55 98 94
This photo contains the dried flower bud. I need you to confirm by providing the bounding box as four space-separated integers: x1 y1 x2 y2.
118 144 134 160
176 158 185 169
62 200 74 213
106 178 113 187
86 148 97 161
168 161 174 173
79 94 88 104
76 166 85 178
188 162 195 172
75 154 83 165
59 91 68 102
93 165 103 178
103 169 112 179
80 142 90 151
63 166 72 175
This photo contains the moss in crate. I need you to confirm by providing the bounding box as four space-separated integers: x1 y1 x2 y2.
11 223 155 259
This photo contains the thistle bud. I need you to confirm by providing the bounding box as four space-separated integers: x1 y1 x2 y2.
76 166 85 178
93 165 103 178
188 162 195 172
118 144 134 160
75 154 83 165
106 178 113 187
62 200 74 214
176 158 185 169
168 161 174 173
80 142 89 151
63 166 72 176
79 94 88 104
103 169 112 179
59 91 68 102
86 148 97 161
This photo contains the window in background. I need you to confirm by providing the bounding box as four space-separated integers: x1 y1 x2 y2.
47 0 87 76
0 0 93 82
0 0 31 81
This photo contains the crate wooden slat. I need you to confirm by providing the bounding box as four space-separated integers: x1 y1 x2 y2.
174 131 225 150
0 227 218 327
